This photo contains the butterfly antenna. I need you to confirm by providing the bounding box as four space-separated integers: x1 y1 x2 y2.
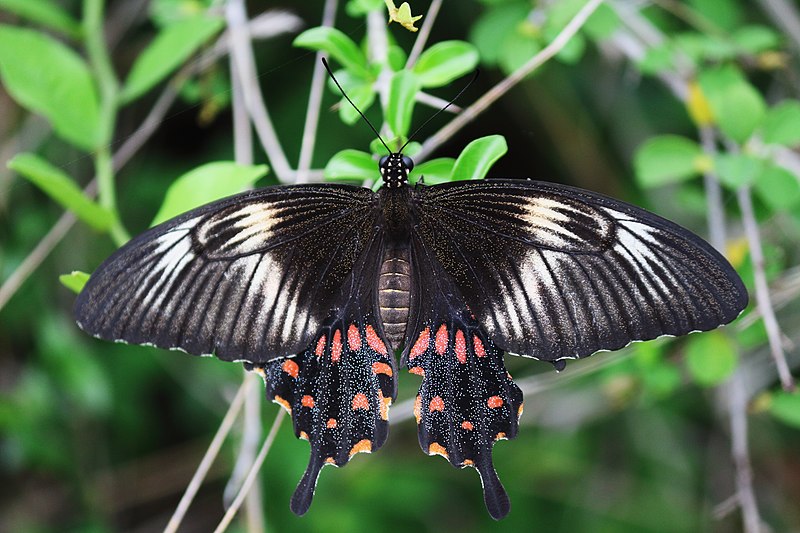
322 57 392 155
399 68 480 153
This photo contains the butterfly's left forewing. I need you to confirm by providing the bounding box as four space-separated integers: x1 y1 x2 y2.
411 179 748 364
75 184 383 363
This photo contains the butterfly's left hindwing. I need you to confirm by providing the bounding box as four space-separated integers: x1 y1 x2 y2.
411 179 748 363
74 185 382 363
251 231 397 516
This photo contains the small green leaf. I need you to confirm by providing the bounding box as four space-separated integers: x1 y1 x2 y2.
583 3 619 41
8 153 113 230
714 153 764 189
469 3 530 67
699 66 766 143
386 70 419 139
733 25 781 54
498 30 541 74
409 157 455 185
451 135 508 181
637 43 675 75
339 84 376 125
324 149 376 183
768 390 800 428
121 16 224 103
412 41 478 88
59 271 90 294
0 25 101 149
0 0 81 38
151 162 268 225
754 165 800 211
761 100 800 146
634 135 703 188
684 331 738 387
294 27 370 78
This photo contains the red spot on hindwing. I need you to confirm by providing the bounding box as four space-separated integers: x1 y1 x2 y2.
281 359 299 378
326 418 337 428
315 335 326 357
352 393 369 410
409 327 430 360
429 396 445 412
365 325 388 355
301 395 315 408
461 420 474 431
331 329 342 362
455 330 467 363
435 324 448 355
347 324 361 351
473 335 487 358
409 366 425 376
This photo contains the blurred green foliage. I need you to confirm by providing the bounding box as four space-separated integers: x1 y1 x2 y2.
1 0 799 532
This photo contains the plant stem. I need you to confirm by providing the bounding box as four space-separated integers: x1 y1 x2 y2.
84 0 129 245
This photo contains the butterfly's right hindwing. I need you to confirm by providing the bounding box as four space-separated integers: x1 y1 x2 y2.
74 185 381 363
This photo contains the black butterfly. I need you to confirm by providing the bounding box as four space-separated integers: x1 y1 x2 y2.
74 143 747 518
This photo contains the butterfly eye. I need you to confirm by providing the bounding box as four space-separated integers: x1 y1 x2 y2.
379 155 389 169
402 156 414 172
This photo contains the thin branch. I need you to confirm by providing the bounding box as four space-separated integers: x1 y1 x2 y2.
756 0 800 54
417 0 606 161
163 378 251 533
214 409 286 533
737 185 795 391
405 0 442 68
225 0 294 182
698 126 726 251
296 0 338 184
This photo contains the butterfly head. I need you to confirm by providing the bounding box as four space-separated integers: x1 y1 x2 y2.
379 153 413 188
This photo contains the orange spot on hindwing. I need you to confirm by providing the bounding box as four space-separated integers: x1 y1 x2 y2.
487 396 504 408
365 325 388 355
473 335 487 358
429 396 445 412
352 393 369 410
372 362 393 377
281 359 299 378
326 418 337 428
455 330 467 363
409 327 430 360
315 335 326 357
347 324 361 350
409 366 425 376
331 329 342 362
350 439 372 456
301 395 315 408
428 442 449 459
435 324 448 355
461 420 474 431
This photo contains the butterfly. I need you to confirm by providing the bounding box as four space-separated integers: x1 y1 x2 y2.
73 63 748 520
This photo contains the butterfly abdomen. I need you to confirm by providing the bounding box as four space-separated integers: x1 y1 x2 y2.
378 246 411 350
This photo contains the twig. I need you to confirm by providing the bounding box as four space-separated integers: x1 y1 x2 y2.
405 0 442 68
737 185 795 391
214 409 286 533
417 0 605 161
296 0 338 184
698 126 726 251
163 378 251 533
756 0 800 54
225 0 294 182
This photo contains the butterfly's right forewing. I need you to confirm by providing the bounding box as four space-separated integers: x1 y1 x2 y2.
74 185 382 363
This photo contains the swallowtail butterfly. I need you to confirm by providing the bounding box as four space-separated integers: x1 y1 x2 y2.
74 70 747 520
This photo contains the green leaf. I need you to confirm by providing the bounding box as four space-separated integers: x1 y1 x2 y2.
583 3 619 41
386 70 419 139
633 135 703 188
451 135 508 181
761 100 800 146
699 66 766 143
121 16 224 103
0 0 81 38
754 165 800 211
469 3 531 66
684 331 738 387
412 41 479 88
409 157 455 185
59 271 90 294
713 153 764 189
339 84 376 125
733 25 781 54
324 149 376 183
0 25 102 149
768 391 800 428
8 153 113 231
498 30 541 74
637 43 675 76
151 162 268 225
294 27 370 78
